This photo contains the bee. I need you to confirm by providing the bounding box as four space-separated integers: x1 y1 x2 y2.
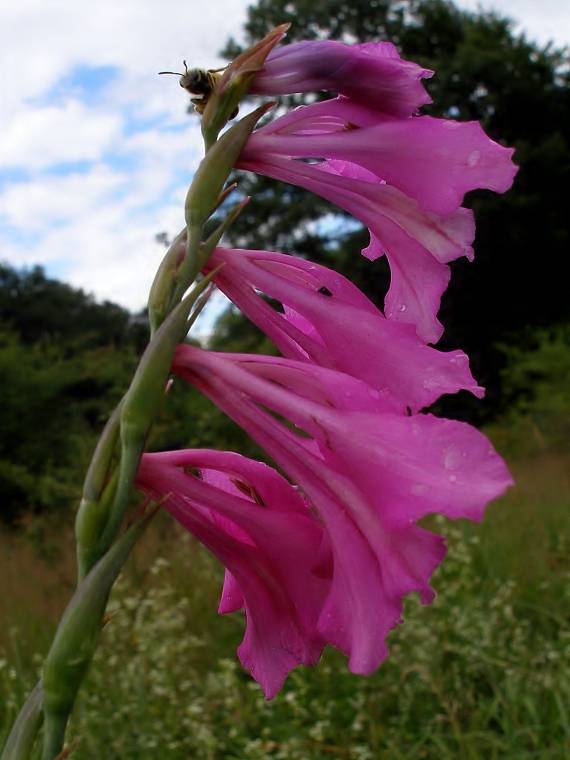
159 61 238 119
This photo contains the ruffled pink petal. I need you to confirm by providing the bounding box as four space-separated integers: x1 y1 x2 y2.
137 450 328 698
208 247 483 411
378 218 452 343
315 410 514 527
250 40 433 117
250 100 517 216
237 153 475 341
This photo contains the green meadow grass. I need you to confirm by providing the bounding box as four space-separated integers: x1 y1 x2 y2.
1 451 569 759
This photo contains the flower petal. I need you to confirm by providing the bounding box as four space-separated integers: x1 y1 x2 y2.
137 449 328 697
251 40 433 116
250 99 517 215
238 153 474 341
209 247 484 410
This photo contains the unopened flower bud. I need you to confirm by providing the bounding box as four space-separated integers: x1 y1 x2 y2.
201 23 288 146
148 228 187 333
185 102 273 232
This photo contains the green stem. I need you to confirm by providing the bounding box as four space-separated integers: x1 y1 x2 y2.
4 51 265 758
0 682 43 760
41 511 155 759
41 714 66 760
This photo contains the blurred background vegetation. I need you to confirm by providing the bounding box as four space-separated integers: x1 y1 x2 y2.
1 0 569 757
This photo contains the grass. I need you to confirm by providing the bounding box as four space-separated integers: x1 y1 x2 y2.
1 450 569 759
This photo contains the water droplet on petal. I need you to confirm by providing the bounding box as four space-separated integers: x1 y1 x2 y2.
449 474 457 483
467 150 480 167
398 304 407 312
444 446 462 471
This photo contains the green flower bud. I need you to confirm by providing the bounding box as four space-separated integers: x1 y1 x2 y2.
184 102 273 233
75 404 122 580
147 228 187 334
201 24 289 146
98 269 220 553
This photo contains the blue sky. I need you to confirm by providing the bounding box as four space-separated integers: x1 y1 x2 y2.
0 0 568 333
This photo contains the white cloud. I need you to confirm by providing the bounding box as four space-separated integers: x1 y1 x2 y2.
455 0 569 46
0 101 122 169
0 196 183 309
0 0 251 127
0 166 127 229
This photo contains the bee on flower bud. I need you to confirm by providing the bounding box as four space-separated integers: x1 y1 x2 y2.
159 62 239 119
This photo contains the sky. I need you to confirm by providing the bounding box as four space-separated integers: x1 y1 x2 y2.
1 0 568 333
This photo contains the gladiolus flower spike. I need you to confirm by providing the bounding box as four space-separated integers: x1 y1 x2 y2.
140 28 516 699
135 30 516 697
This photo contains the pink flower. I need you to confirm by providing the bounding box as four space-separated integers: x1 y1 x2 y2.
250 40 433 117
136 449 328 698
173 347 512 676
238 151 472 342
238 99 517 342
206 246 484 412
245 97 517 216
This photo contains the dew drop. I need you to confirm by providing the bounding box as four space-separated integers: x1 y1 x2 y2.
467 150 480 167
398 304 407 312
443 446 462 471
449 474 457 483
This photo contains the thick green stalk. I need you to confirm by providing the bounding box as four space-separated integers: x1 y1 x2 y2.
199 198 250 265
41 511 155 760
97 268 220 558
170 103 271 307
0 683 43 760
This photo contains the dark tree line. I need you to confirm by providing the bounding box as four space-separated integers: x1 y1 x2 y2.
0 265 258 524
